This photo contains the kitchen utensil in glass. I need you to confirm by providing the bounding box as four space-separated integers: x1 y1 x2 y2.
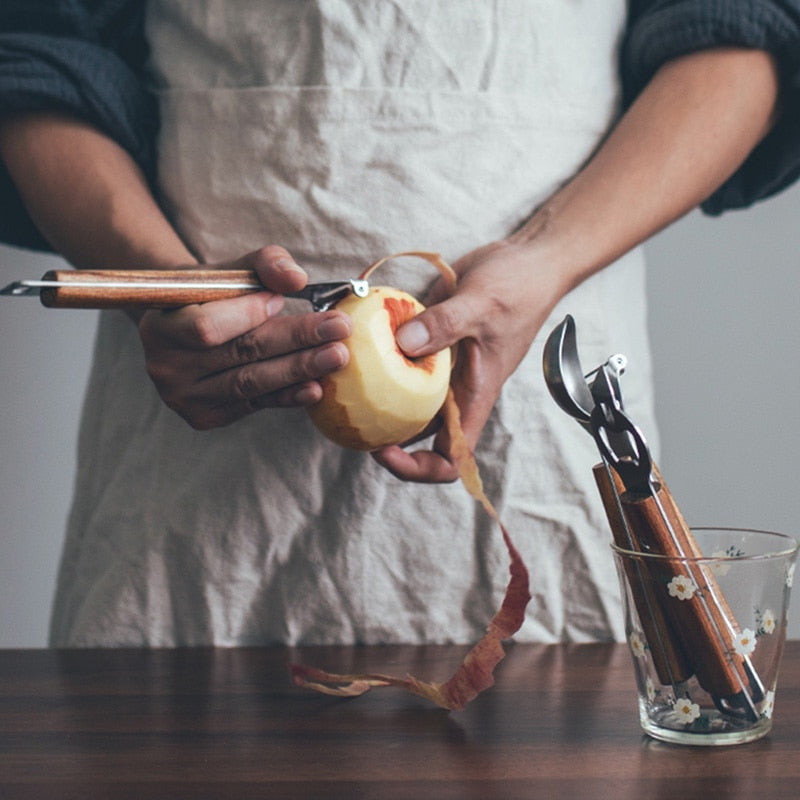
613 527 797 745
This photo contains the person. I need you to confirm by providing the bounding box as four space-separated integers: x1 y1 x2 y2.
1 1 798 647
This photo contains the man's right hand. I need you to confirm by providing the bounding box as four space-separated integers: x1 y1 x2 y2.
138 245 352 429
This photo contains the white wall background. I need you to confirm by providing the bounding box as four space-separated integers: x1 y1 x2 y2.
1 183 799 647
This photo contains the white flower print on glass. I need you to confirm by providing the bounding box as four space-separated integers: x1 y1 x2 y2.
760 609 776 635
733 628 757 657
629 631 646 658
710 549 733 576
613 528 797 744
667 574 697 601
672 696 701 725
761 690 775 719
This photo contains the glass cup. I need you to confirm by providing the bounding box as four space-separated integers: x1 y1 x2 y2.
612 527 798 746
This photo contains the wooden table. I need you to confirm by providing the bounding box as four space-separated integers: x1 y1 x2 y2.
1 641 799 798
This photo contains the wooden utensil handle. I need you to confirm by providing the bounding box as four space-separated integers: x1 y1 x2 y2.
622 483 754 699
40 269 262 308
593 464 693 686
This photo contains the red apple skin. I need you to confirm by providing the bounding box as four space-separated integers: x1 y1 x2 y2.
307 286 451 450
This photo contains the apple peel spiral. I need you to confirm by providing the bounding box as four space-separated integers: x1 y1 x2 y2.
293 252 532 711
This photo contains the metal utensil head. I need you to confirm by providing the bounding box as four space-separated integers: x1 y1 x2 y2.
542 314 594 425
287 279 369 311
543 315 653 493
1 280 42 297
588 358 654 494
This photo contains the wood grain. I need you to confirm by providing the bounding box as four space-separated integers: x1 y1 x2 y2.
593 463 693 686
1 643 798 798
39 269 261 308
622 489 756 700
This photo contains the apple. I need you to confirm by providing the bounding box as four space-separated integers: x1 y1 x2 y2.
307 285 452 450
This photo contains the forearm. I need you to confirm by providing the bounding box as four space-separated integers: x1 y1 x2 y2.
383 47 781 482
0 112 195 271
511 47 780 295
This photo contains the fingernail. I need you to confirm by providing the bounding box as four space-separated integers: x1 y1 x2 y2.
293 384 320 406
396 320 430 353
266 294 285 316
313 342 348 372
276 257 306 276
317 315 351 341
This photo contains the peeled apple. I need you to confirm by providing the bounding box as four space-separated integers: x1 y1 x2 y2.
308 286 451 450
307 252 456 451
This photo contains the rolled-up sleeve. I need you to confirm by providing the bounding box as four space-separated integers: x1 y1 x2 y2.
0 1 157 250
622 0 800 215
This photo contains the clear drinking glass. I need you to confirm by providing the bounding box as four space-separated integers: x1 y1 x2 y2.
612 527 798 745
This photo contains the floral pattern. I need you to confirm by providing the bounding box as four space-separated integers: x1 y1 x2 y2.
709 546 742 576
629 631 646 658
667 574 697 601
758 608 776 636
761 690 775 719
672 696 701 725
733 628 757 656
623 535 795 739
709 554 731 577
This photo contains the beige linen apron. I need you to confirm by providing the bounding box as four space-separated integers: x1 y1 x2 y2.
50 0 657 647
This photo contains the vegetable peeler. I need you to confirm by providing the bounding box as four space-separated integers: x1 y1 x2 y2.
1 269 369 311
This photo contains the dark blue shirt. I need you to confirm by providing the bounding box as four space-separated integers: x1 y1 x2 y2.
624 0 800 214
0 0 155 249
2 0 800 250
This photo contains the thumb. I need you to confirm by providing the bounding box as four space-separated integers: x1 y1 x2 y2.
228 245 309 294
396 299 465 357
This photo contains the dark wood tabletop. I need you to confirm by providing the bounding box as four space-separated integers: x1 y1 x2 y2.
1 641 799 799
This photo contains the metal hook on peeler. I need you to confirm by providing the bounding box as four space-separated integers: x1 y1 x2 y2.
588 363 655 496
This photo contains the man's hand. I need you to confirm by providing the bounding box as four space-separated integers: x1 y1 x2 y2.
371 239 564 483
138 245 353 429
372 47 780 484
